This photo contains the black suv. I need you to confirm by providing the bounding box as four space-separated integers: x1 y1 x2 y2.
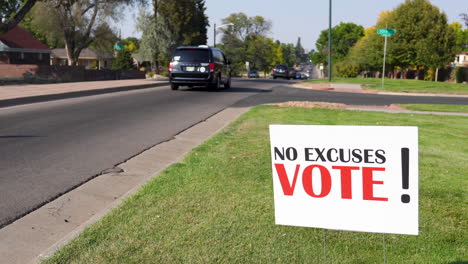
169 46 231 90
272 64 290 80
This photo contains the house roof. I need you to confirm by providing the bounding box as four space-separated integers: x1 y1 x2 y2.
51 48 114 59
0 26 50 51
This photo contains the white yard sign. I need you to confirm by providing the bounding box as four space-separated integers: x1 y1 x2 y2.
269 125 418 235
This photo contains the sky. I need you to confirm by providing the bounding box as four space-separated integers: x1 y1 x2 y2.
117 0 467 51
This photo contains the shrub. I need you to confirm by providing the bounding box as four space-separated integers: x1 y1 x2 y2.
146 71 154 78
335 61 360 78
112 50 135 70
454 67 467 83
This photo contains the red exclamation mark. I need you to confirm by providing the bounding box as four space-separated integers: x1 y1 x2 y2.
401 148 410 203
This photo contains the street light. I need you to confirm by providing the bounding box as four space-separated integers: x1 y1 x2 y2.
213 23 234 48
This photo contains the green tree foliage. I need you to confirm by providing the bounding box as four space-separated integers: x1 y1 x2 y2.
295 37 307 64
220 12 272 75
122 37 140 53
450 22 468 52
221 12 271 42
138 0 208 72
313 22 364 66
112 49 134 70
389 0 456 72
19 7 64 48
137 7 174 72
159 0 208 46
245 35 276 74
88 23 119 52
280 43 297 66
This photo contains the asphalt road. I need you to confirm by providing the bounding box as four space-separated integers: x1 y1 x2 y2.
0 79 466 228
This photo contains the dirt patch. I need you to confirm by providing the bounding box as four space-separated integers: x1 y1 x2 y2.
272 101 347 109
293 83 332 90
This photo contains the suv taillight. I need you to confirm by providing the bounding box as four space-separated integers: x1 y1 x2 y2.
209 62 215 72
169 62 173 72
273 69 277 72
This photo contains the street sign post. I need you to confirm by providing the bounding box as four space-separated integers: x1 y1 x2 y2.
377 28 396 90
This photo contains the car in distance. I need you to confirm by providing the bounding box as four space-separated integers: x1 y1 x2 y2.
248 70 259 78
272 64 290 80
169 45 231 90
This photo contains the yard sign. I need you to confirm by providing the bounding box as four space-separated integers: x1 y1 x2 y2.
269 125 418 235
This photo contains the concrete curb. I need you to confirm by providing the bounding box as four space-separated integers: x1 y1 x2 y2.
0 81 169 108
0 106 251 264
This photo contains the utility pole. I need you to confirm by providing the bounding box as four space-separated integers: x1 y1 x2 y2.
328 0 332 82
213 23 216 47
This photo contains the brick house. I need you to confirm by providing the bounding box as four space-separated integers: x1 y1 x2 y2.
0 26 51 65
51 48 114 69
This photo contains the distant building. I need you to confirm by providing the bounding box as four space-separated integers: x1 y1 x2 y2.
51 48 114 69
0 26 51 65
454 52 468 67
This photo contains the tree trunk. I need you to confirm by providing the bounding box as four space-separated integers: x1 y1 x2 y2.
435 67 439 82
65 42 78 66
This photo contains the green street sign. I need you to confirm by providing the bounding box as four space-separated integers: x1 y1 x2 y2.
377 29 396 37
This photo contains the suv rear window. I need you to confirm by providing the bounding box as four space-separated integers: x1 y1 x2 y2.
173 49 209 63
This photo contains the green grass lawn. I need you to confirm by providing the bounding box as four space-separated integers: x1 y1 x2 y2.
44 106 467 264
398 104 468 113
305 78 468 94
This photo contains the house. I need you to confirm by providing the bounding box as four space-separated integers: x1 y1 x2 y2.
454 51 468 67
0 26 51 65
51 48 114 69
131 53 151 69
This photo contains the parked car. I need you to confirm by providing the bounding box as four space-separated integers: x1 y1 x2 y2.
169 45 231 90
272 64 290 80
248 70 260 78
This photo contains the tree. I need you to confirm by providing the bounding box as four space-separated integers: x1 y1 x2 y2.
295 37 306 64
221 12 271 42
0 0 37 35
314 22 364 66
26 0 143 66
158 0 208 46
122 37 140 53
112 49 134 70
461 13 468 27
449 22 468 53
220 13 272 75
19 6 64 48
89 23 119 52
389 0 457 80
281 43 296 67
137 7 174 73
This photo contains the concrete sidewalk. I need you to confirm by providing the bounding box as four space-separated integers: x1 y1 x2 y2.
293 82 468 98
0 78 169 108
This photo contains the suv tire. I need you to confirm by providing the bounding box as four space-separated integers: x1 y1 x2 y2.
171 83 179 90
210 75 220 90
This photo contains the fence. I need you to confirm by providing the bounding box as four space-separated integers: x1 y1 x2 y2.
0 64 145 84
